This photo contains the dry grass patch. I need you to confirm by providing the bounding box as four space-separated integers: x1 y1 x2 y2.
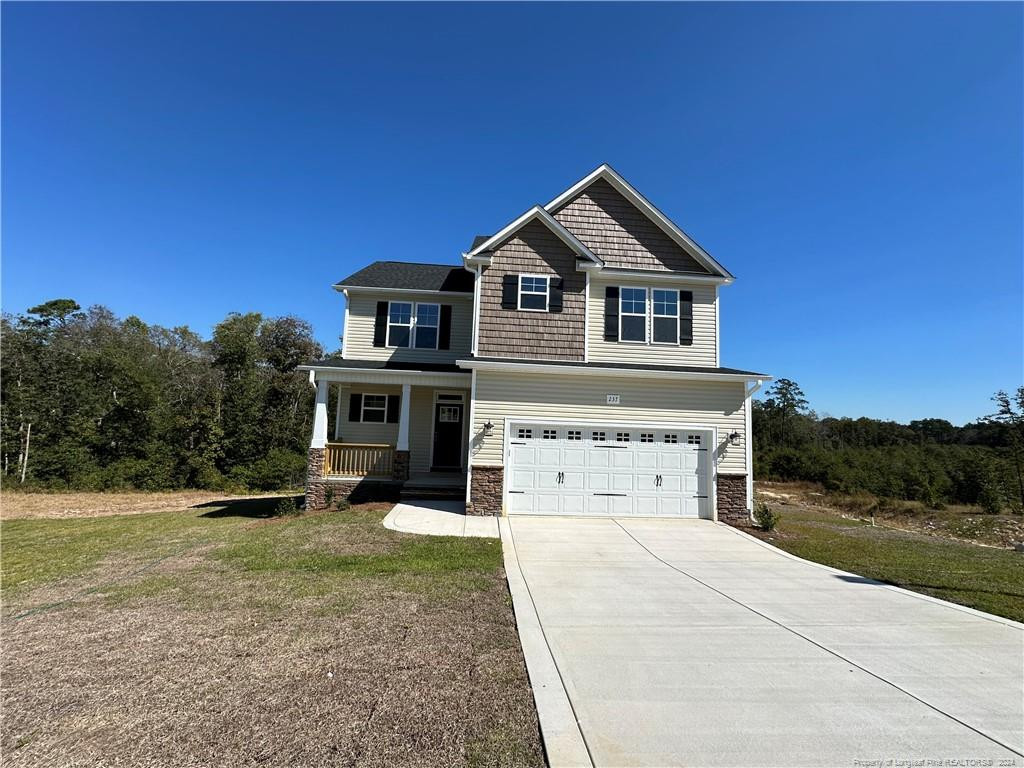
1 500 544 767
0 489 289 520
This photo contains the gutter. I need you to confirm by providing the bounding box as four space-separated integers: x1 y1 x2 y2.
457 358 772 384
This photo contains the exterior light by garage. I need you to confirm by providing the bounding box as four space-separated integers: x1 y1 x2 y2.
483 421 494 435
728 431 741 446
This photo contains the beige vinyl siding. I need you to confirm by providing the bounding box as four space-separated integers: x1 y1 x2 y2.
343 290 473 363
469 371 747 474
337 385 470 473
587 275 717 367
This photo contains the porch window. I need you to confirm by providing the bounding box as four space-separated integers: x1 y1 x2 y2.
361 394 388 423
413 303 439 349
518 275 549 311
387 302 413 347
652 289 679 344
620 288 647 342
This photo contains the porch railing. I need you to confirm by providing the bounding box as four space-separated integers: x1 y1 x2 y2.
323 442 394 478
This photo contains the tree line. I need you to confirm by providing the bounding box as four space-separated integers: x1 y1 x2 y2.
753 379 1024 513
2 299 323 491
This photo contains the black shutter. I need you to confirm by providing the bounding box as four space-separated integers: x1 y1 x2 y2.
679 290 693 346
372 302 388 347
501 274 518 309
438 305 452 349
386 395 400 424
604 286 619 341
348 393 362 423
549 278 564 312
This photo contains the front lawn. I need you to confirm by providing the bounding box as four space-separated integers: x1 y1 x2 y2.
1 497 544 767
743 497 1024 623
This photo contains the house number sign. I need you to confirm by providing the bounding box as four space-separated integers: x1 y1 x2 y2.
606 394 621 405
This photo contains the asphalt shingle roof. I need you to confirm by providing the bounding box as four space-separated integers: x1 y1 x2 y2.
465 357 767 377
336 261 473 293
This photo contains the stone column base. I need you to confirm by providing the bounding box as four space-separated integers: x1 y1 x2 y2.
716 473 748 525
305 446 327 510
466 466 503 516
392 450 410 482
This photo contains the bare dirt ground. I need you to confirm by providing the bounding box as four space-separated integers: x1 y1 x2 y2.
0 490 285 520
1 499 545 767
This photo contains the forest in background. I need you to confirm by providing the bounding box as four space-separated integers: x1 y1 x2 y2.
3 299 1022 512
2 299 323 491
753 379 1024 514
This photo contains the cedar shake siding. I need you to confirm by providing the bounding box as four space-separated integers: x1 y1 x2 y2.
552 178 712 273
477 219 586 361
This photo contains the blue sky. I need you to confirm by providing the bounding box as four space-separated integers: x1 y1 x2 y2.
3 2 1021 425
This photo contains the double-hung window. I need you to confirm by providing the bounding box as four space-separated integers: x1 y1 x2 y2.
361 394 388 423
652 289 679 344
620 287 647 342
387 301 439 349
518 275 549 311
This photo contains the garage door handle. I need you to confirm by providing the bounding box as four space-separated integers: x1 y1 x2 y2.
592 493 627 497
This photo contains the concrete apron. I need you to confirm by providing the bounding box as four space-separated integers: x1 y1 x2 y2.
502 515 1024 768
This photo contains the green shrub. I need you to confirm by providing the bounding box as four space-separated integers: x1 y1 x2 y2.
274 496 300 517
752 500 780 532
334 497 351 511
324 486 335 508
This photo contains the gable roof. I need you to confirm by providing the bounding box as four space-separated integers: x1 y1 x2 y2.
545 164 733 279
334 261 474 293
465 205 603 265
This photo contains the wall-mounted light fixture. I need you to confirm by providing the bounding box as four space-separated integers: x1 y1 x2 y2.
728 431 741 446
483 421 494 436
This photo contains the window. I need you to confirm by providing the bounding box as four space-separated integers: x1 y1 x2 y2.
640 433 654 443
361 394 388 423
387 302 413 347
413 303 439 349
592 431 606 441
652 289 679 344
664 433 678 444
620 288 647 342
438 406 460 423
518 275 549 311
687 434 702 446
567 430 582 441
387 301 439 349
542 429 558 440
517 428 532 439
616 432 630 443
437 393 464 402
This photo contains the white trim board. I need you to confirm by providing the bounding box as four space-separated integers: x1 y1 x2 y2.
457 358 770 384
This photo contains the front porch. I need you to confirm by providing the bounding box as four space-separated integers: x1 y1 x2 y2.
302 362 472 508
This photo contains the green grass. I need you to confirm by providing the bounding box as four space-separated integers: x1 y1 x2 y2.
754 506 1024 622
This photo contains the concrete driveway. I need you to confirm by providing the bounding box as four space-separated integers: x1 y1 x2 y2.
501 516 1024 767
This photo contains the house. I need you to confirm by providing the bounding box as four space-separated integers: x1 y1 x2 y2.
299 165 770 522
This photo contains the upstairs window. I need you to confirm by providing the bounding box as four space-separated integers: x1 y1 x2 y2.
519 275 549 311
620 288 647 342
652 289 679 344
387 302 413 347
413 303 439 349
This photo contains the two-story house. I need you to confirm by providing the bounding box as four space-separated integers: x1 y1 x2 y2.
299 165 770 522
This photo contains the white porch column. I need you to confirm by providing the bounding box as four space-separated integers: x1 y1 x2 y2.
333 384 345 440
396 383 411 451
311 378 329 449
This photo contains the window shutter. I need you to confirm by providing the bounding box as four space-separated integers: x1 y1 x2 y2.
549 278 564 312
604 286 619 341
348 393 363 423
501 274 518 309
679 290 693 346
372 302 388 347
386 395 400 424
438 305 452 350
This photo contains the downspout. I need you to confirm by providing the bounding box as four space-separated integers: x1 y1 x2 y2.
744 380 764 520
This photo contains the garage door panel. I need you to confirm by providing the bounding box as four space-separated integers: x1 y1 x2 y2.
505 423 713 519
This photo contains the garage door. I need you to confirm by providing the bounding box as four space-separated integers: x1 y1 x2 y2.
506 423 711 518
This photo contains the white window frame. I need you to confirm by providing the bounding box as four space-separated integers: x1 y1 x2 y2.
361 392 388 423
518 274 549 312
619 286 648 344
651 288 680 346
387 301 440 350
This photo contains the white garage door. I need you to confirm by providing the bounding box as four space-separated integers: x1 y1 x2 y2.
506 423 712 518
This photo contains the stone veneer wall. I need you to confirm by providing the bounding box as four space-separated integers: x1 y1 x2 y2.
716 474 748 525
392 450 410 482
305 446 400 510
466 466 503 516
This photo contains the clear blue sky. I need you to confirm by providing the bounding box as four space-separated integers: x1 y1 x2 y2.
3 2 1021 425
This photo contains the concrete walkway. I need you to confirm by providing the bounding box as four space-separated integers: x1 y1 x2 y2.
501 516 1024 768
382 500 498 538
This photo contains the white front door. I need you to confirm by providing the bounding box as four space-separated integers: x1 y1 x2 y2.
506 423 711 518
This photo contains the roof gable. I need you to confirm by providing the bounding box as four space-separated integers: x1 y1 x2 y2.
465 206 602 265
545 165 732 278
